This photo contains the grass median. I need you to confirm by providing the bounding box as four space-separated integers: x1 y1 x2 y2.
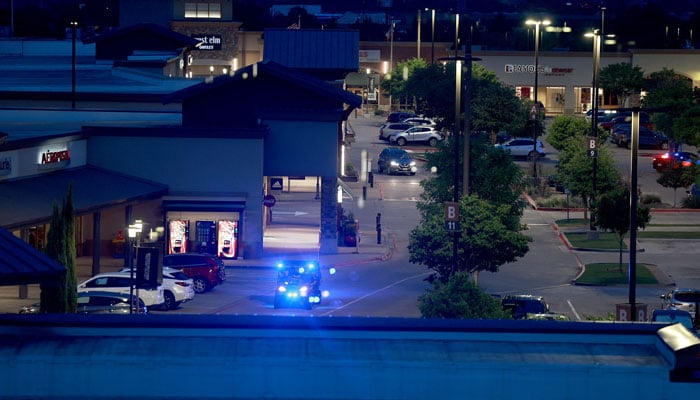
575 263 657 285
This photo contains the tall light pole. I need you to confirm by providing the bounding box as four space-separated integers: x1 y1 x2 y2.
431 8 436 64
587 29 602 231
525 19 550 186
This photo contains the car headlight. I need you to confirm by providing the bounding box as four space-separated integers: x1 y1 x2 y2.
278 286 287 293
300 286 308 296
390 161 399 166
410 161 416 166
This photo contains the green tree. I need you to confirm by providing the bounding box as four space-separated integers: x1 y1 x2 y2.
595 187 651 272
673 104 700 147
556 136 622 220
418 272 511 319
39 186 77 313
642 68 694 141
380 57 429 111
409 195 529 283
657 165 696 207
418 136 526 229
62 185 77 313
598 63 645 107
547 115 606 151
40 202 67 313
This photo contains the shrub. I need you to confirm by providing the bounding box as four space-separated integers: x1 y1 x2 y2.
682 195 700 209
640 192 662 205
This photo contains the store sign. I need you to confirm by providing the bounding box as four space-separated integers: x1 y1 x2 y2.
0 154 10 176
359 50 381 62
37 145 71 170
505 64 573 76
193 34 222 51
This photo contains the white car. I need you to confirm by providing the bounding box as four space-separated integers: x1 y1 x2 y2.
120 266 195 310
78 271 165 309
389 126 443 147
495 138 545 159
402 117 436 127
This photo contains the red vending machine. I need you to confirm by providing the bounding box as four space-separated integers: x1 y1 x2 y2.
168 220 189 254
217 220 238 259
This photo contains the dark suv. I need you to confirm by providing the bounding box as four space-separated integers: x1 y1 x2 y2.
378 147 417 175
501 295 549 319
386 111 417 123
163 253 226 293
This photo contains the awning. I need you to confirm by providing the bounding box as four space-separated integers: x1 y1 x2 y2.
0 227 66 285
161 194 247 213
0 166 169 230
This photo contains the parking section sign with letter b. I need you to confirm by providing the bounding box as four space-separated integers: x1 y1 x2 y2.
444 202 460 232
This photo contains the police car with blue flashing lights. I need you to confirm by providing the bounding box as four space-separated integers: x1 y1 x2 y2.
274 261 323 309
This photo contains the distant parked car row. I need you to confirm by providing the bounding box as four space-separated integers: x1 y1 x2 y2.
494 137 546 160
379 115 443 146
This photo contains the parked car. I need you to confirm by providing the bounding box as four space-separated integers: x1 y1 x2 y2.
19 292 148 314
652 309 696 332
652 151 699 171
584 109 616 122
377 147 417 175
76 291 148 314
661 288 700 318
494 138 545 159
77 271 165 308
120 266 195 310
612 125 669 149
599 111 652 131
163 253 226 294
378 122 413 141
401 117 436 127
501 294 550 320
389 126 443 146
386 111 417 123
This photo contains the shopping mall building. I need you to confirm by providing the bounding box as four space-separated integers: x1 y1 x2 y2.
3 0 700 280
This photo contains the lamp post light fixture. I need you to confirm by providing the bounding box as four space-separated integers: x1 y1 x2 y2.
127 220 142 314
70 20 78 109
525 18 550 186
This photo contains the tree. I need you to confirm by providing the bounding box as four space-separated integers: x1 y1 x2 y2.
409 195 529 283
418 136 526 229
657 165 696 207
418 272 511 319
40 202 67 313
39 186 77 313
642 68 694 142
556 136 622 220
673 104 700 147
547 115 606 151
595 187 651 272
62 185 78 313
598 63 645 107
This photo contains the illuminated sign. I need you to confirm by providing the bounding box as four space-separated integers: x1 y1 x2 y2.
193 34 222 51
505 64 573 76
359 50 381 62
37 146 71 170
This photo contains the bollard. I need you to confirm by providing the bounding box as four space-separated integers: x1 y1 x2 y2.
363 186 367 200
368 172 374 188
376 213 382 245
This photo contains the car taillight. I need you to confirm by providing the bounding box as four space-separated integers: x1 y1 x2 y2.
175 281 189 287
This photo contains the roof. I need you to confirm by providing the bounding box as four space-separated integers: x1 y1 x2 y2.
0 227 66 285
83 23 201 48
0 166 169 229
263 29 359 78
163 60 361 110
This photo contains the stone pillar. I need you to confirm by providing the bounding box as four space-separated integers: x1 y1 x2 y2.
319 176 338 254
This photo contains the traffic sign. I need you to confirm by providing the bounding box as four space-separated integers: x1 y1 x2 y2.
270 177 283 190
263 194 276 207
445 202 460 232
587 137 598 158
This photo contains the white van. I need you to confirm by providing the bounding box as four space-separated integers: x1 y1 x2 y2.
78 272 165 308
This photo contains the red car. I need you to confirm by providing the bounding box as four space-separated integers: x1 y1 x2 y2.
163 253 226 293
652 151 699 171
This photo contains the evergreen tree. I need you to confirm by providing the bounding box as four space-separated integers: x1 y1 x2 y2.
40 202 67 313
62 185 77 313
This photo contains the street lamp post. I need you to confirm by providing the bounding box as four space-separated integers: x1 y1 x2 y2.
430 9 436 64
589 29 602 231
526 19 550 186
